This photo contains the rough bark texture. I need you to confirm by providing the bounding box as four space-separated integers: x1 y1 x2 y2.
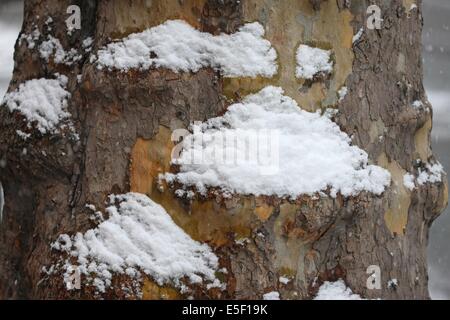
0 0 447 299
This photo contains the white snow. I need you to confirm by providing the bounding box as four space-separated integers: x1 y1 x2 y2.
19 25 85 66
82 37 93 53
82 37 93 48
175 189 195 200
314 280 362 300
338 86 348 101
96 20 277 78
279 276 291 285
263 291 280 300
52 192 219 292
403 173 416 191
86 203 105 223
417 162 445 185
19 26 40 49
16 130 31 140
206 278 226 291
403 162 445 191
323 107 339 119
412 100 429 112
412 100 423 108
387 278 398 288
163 86 391 199
296 44 333 80
352 28 364 44
2 75 71 134
39 36 82 65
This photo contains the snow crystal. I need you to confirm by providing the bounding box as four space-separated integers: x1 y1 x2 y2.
412 100 423 108
279 276 291 285
417 162 445 185
175 189 195 200
296 44 333 79
16 130 31 140
263 291 280 300
403 173 416 191
163 86 391 199
387 278 398 289
19 24 83 66
52 193 219 292
352 28 364 44
82 37 94 54
338 86 348 101
86 203 104 223
39 36 82 65
19 26 40 49
323 108 339 119
314 280 362 300
85 204 96 211
82 37 93 49
51 234 72 252
96 20 277 78
411 100 429 112
2 75 71 134
235 238 250 246
206 278 227 291
403 163 444 190
218 267 228 274
45 17 53 31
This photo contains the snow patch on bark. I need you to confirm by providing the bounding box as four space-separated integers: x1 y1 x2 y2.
279 276 291 285
412 100 430 112
52 193 219 293
417 162 445 185
20 25 91 66
314 280 363 300
39 36 83 65
96 20 278 78
296 44 333 79
403 173 416 191
338 86 348 102
19 25 40 49
403 162 444 191
163 86 391 199
2 75 71 134
352 28 364 44
263 291 280 300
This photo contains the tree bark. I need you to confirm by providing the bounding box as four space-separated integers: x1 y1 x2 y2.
0 0 447 299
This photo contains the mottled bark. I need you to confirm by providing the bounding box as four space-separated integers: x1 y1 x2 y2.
0 0 447 299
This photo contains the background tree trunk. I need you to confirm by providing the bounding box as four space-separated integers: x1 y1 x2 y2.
0 0 447 299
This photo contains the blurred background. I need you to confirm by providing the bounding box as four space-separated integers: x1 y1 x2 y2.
422 0 450 300
0 1 22 98
0 0 449 299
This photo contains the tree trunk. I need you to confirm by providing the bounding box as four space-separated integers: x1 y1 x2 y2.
0 0 447 299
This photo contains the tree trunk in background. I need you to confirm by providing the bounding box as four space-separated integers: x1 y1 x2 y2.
0 0 447 299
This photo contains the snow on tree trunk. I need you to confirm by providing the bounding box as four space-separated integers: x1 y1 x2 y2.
0 0 447 300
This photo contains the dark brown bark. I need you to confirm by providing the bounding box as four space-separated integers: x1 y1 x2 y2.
0 0 447 299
